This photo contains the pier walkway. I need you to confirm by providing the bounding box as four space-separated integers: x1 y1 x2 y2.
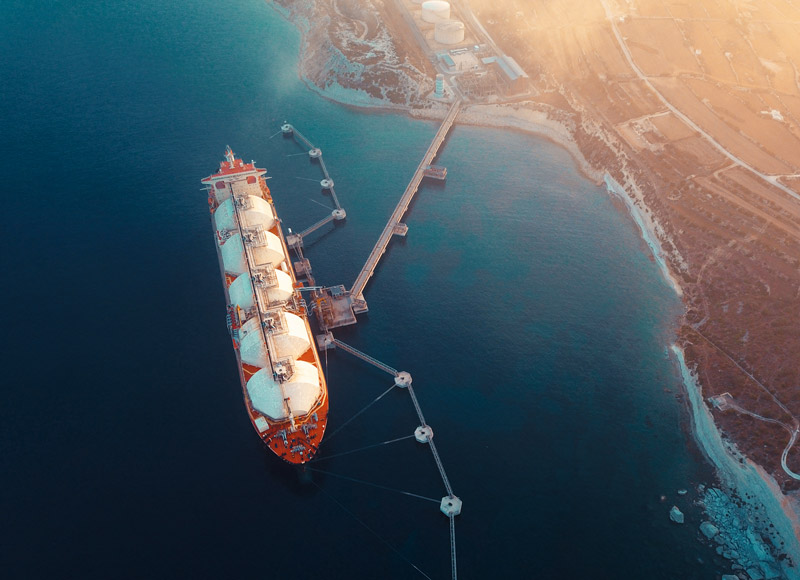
327 337 461 579
350 99 462 303
281 123 346 249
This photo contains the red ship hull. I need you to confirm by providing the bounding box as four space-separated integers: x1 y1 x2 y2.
203 148 328 464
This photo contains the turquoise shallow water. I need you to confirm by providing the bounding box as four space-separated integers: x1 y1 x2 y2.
2 0 724 577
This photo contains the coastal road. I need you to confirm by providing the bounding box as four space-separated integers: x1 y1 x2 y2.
695 327 800 481
600 0 800 206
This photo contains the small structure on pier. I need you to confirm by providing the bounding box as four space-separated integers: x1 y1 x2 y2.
423 165 447 180
313 285 357 329
393 223 409 236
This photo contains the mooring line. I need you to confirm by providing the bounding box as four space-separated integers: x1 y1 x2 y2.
309 198 331 210
323 383 397 443
311 435 415 463
267 129 282 140
312 481 434 580
307 467 439 503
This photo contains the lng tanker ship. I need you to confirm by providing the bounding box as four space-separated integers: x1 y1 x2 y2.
202 147 328 464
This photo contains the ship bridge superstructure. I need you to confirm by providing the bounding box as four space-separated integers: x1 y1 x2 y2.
203 147 328 463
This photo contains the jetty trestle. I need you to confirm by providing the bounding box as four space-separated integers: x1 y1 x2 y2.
329 336 459 506
331 338 398 376
328 336 461 578
282 123 345 249
282 103 461 332
348 99 462 307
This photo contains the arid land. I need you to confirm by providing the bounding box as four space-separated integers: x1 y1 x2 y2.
273 0 800 506
474 0 800 497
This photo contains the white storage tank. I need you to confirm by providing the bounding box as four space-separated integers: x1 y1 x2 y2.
237 196 276 231
220 231 285 275
272 312 312 360
214 195 276 233
435 20 465 45
239 317 269 368
246 361 321 419
229 268 294 310
422 0 450 23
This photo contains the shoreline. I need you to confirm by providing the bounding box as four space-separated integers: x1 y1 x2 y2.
673 345 800 578
269 0 800 570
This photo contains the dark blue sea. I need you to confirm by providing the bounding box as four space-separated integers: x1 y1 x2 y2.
3 1 723 578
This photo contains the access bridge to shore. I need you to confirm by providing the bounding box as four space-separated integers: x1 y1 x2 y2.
287 99 462 330
349 99 462 308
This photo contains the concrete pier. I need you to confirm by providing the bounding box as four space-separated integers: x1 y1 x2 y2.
302 101 461 331
349 99 461 305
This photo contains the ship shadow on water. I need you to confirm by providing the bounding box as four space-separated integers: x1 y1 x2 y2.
261 451 323 497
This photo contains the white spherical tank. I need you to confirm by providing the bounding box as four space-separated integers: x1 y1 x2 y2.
435 20 465 45
421 0 450 23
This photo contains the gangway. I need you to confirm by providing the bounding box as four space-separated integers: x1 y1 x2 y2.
349 99 462 305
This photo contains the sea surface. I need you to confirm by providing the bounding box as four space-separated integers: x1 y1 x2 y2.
3 1 725 577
